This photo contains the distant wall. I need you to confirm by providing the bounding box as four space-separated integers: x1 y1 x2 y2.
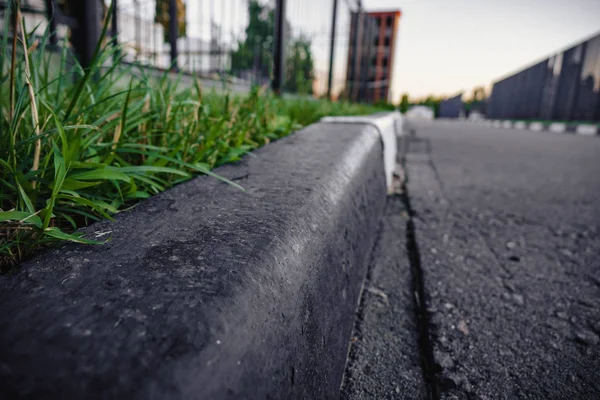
439 94 464 118
487 32 600 122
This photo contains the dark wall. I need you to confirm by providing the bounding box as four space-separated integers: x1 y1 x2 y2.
487 32 600 122
439 94 464 118
554 45 585 120
572 35 600 121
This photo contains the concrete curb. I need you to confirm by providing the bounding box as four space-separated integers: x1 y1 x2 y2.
576 124 599 136
514 121 526 130
320 111 402 194
548 122 566 133
442 119 599 136
529 122 545 131
0 114 400 399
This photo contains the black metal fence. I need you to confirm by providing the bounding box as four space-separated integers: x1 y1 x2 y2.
111 0 271 83
438 93 463 118
487 32 600 122
0 0 376 100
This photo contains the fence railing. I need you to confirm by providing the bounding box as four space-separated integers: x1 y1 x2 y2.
0 0 393 102
487 32 600 122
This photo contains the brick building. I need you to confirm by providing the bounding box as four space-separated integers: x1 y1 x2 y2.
346 9 401 103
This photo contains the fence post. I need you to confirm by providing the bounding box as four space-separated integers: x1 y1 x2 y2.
327 0 338 100
70 0 101 69
350 9 364 102
169 0 179 71
134 0 140 59
43 0 58 46
272 0 285 94
111 0 119 62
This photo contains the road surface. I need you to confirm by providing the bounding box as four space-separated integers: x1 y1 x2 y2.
343 120 600 399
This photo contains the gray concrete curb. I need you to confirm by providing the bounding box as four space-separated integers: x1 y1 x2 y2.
0 114 400 399
453 119 600 136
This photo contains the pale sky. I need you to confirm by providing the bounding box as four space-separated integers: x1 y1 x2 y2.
366 0 600 102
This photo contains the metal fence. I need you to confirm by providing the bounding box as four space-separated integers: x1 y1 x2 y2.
438 93 463 118
487 32 600 122
1 0 387 101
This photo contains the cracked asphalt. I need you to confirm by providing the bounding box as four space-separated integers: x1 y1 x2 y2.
344 120 600 399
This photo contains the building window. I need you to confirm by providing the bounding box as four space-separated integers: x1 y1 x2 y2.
374 36 379 46
382 57 388 67
386 16 393 27
384 37 390 47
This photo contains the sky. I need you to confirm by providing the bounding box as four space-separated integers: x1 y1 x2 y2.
366 0 600 102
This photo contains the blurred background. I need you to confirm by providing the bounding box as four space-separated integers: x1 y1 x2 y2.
0 0 401 104
1 0 599 121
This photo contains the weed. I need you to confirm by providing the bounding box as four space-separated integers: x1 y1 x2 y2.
0 5 387 270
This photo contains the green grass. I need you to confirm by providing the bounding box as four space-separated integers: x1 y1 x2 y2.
0 6 385 271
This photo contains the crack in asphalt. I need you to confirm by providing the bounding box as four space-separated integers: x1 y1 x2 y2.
399 186 441 400
396 121 600 398
403 134 518 397
400 137 441 400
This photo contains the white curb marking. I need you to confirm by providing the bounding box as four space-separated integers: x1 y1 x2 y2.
321 112 401 195
529 122 544 131
576 125 598 136
548 123 566 132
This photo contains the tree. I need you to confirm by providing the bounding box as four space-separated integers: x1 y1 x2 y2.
231 0 314 92
464 86 487 115
155 0 187 42
283 35 314 94
412 95 443 117
231 0 274 79
399 93 410 113
472 86 486 102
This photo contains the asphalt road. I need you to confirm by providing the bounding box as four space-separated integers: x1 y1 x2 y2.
344 120 600 399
